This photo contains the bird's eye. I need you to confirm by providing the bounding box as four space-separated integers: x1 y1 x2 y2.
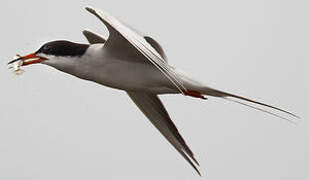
43 45 51 51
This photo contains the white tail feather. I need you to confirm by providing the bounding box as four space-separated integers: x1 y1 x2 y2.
199 87 300 123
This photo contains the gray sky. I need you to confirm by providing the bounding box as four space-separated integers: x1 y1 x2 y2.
0 0 308 179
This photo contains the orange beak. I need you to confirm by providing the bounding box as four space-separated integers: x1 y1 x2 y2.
8 53 47 66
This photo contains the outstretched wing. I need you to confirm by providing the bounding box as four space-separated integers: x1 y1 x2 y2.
85 6 186 94
126 91 201 175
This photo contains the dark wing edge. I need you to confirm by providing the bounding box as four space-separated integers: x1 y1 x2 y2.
126 91 201 176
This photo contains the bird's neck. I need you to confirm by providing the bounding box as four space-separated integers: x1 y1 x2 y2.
42 44 106 80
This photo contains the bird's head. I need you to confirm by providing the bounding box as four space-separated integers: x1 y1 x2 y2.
8 40 90 71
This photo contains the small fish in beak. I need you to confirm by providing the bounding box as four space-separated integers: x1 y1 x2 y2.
8 54 24 75
8 53 47 75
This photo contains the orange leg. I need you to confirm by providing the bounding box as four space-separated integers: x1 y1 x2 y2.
184 90 207 100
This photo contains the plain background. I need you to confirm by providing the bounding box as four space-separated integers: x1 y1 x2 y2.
0 0 308 179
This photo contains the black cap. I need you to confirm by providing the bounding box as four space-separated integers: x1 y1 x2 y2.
36 40 89 57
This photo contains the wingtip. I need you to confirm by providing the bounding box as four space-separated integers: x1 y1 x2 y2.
193 163 202 176
85 6 95 13
294 114 301 119
198 171 202 177
82 29 91 35
82 30 90 40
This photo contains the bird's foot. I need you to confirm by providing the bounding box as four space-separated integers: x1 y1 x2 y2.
184 90 207 100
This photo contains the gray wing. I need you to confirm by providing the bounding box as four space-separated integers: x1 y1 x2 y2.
127 91 201 175
82 30 106 44
85 6 186 94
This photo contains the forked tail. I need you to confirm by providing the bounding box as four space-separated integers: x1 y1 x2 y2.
188 87 300 123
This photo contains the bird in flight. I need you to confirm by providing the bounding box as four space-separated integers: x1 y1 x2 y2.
8 6 298 176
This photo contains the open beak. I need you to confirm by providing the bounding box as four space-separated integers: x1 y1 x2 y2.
8 53 47 66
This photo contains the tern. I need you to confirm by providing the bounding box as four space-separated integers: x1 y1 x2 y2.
8 6 299 176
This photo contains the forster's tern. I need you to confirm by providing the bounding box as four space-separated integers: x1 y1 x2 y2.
8 6 299 176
